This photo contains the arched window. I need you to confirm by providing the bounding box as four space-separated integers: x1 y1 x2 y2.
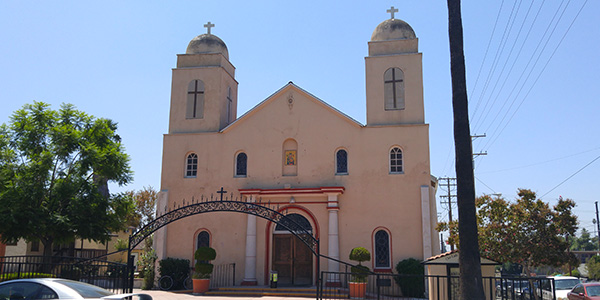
185 153 198 177
186 80 205 119
336 149 348 175
384 68 405 110
236 152 247 177
390 147 403 174
374 229 391 269
197 231 210 249
275 213 312 234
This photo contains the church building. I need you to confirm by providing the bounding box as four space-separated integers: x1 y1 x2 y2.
155 10 440 286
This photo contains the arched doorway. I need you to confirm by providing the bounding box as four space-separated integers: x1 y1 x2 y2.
272 213 313 286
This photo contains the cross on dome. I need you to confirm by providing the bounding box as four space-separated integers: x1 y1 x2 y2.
204 21 215 35
387 6 399 19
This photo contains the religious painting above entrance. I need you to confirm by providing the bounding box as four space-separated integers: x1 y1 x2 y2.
285 150 297 166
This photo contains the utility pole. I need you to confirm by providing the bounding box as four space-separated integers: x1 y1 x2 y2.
439 177 457 250
596 201 600 254
471 134 487 168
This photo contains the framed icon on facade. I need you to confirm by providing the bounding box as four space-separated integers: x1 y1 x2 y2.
285 150 297 166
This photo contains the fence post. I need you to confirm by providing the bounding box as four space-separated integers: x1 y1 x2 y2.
376 273 381 300
232 263 236 286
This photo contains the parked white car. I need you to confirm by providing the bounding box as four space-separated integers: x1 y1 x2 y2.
0 278 151 300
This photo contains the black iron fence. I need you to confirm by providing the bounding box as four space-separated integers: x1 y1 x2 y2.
0 255 129 293
319 271 556 300
209 263 236 288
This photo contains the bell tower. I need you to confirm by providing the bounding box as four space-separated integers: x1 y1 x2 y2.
168 22 238 134
365 8 424 126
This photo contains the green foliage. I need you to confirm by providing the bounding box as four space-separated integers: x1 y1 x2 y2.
142 268 154 290
138 235 157 290
194 247 216 279
0 272 55 282
571 228 599 251
126 186 158 230
438 189 579 275
349 247 370 282
394 258 425 298
571 268 581 277
349 247 371 264
114 238 128 251
586 255 600 281
159 257 190 290
350 265 370 283
195 246 217 261
0 102 134 256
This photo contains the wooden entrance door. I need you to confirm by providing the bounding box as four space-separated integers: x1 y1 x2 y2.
272 234 312 286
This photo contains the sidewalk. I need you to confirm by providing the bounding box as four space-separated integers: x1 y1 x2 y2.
132 289 314 300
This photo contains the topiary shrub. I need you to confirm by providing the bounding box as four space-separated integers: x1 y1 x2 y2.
395 258 425 298
194 247 217 279
349 247 371 282
159 257 190 290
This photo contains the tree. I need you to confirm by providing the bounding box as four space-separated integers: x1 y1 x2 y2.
0 101 134 259
438 189 579 276
126 186 157 230
586 255 600 281
446 0 485 298
570 228 598 251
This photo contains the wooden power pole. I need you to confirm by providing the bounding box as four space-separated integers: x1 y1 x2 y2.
446 0 486 299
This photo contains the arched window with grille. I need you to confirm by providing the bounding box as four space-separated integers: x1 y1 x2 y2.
185 153 198 177
186 80 205 119
384 68 405 110
236 152 247 177
374 229 391 269
389 147 403 174
197 231 210 249
336 149 348 175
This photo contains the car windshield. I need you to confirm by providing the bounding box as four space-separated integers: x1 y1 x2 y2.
55 280 114 298
554 279 580 290
587 286 600 296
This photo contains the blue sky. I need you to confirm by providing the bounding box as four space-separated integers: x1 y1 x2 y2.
1 1 599 239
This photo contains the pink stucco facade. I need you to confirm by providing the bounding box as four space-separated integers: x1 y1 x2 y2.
157 16 439 286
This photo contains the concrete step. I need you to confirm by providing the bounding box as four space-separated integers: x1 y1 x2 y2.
204 286 331 298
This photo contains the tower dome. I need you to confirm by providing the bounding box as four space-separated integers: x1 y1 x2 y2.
186 33 229 60
371 18 416 41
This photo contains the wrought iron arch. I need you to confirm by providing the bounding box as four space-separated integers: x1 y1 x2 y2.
125 190 326 293
128 197 318 255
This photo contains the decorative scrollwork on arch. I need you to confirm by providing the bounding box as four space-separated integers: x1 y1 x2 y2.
129 198 318 255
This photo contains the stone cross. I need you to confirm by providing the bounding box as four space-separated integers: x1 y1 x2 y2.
387 6 398 19
217 187 227 201
204 22 215 34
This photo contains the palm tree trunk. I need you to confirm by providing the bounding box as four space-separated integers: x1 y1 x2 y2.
446 0 486 299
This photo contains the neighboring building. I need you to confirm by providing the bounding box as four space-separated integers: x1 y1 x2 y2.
156 11 439 286
2 230 132 263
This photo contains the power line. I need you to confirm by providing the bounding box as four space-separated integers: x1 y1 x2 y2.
484 0 589 150
540 153 600 199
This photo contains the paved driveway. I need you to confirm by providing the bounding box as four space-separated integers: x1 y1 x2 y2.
133 289 313 300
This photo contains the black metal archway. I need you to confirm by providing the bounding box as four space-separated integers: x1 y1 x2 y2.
126 191 320 292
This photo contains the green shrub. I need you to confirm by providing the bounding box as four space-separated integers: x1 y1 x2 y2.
395 258 425 298
349 247 371 263
142 268 154 290
159 258 190 290
0 272 55 282
349 247 371 282
194 247 217 279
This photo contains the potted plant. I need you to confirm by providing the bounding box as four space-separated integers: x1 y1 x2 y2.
348 247 371 299
192 246 216 294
